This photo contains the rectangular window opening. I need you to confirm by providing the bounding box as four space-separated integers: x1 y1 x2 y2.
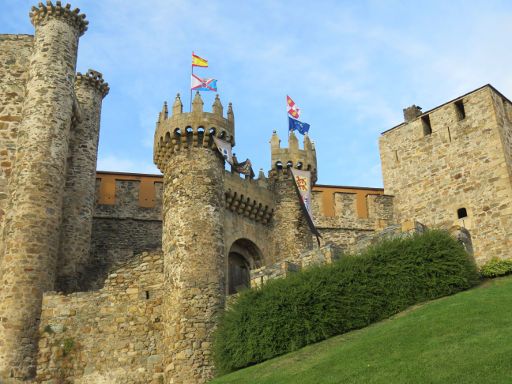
455 100 465 120
421 115 432 136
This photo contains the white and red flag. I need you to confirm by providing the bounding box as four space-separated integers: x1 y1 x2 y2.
287 95 301 119
191 74 217 92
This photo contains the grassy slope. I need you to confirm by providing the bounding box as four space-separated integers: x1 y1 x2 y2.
211 276 512 384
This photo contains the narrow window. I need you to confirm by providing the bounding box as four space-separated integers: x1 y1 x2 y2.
454 100 465 120
447 126 452 142
394 150 399 162
457 208 468 219
421 115 432 136
145 291 150 300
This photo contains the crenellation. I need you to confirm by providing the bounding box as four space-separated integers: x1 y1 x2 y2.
30 1 88 37
2 3 511 383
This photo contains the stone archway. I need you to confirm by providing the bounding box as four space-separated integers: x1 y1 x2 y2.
227 238 263 294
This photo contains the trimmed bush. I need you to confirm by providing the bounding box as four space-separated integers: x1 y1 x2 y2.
480 258 512 278
213 230 478 375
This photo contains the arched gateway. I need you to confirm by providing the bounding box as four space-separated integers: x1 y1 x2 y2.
227 238 263 294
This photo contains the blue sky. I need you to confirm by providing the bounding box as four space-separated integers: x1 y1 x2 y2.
3 1 512 187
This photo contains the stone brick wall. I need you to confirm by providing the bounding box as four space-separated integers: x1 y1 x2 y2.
88 177 163 291
380 85 512 265
0 34 33 251
89 172 393 282
37 251 165 384
311 189 394 250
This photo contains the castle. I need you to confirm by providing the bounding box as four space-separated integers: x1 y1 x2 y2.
0 2 510 383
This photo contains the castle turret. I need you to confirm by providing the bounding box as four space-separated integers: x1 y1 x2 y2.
56 69 109 292
0 1 87 379
154 93 234 383
269 130 317 262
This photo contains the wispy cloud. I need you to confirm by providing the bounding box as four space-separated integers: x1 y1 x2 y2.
3 0 512 186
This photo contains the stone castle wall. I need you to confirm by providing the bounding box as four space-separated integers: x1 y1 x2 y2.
90 172 392 285
88 174 163 290
311 186 394 250
0 34 33 247
37 251 165 384
380 85 512 265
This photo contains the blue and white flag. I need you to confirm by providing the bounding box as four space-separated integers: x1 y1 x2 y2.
288 116 310 135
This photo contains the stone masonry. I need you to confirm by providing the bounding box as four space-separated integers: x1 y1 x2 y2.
57 70 109 293
380 85 512 265
1 2 511 383
154 93 230 383
0 3 88 379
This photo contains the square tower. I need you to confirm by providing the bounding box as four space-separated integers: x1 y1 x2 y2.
380 85 512 265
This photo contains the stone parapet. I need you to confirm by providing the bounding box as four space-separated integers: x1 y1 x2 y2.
30 1 88 37
154 93 234 171
224 170 274 225
75 69 109 98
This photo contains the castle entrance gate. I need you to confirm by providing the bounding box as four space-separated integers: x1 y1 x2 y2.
227 238 262 294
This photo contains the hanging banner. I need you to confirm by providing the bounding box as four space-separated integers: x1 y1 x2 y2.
290 168 322 244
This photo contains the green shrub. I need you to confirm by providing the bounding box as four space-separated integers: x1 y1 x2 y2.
480 258 512 278
213 230 478 375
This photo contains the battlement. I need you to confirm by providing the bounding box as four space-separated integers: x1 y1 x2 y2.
224 170 274 225
75 69 109 97
153 92 234 171
269 130 317 183
29 1 88 36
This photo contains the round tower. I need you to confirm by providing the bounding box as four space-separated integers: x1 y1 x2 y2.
57 69 109 292
269 130 317 261
154 92 233 383
0 1 87 380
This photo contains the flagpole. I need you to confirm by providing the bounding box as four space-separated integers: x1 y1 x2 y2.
190 52 193 112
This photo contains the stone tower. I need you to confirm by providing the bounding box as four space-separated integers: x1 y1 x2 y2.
269 130 317 261
57 69 109 292
380 85 512 265
154 92 233 383
0 2 91 380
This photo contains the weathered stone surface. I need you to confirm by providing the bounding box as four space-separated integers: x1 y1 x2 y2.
57 69 109 293
380 85 512 265
0 4 84 379
0 34 33 258
36 251 164 384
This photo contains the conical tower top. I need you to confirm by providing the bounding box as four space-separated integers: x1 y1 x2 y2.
172 93 182 115
288 129 299 152
192 91 204 113
212 94 223 116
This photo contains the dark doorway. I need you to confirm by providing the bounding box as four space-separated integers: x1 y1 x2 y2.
227 238 263 295
228 252 250 294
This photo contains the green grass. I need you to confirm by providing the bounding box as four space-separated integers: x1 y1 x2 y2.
211 276 512 384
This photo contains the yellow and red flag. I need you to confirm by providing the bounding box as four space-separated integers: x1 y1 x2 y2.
192 52 208 67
